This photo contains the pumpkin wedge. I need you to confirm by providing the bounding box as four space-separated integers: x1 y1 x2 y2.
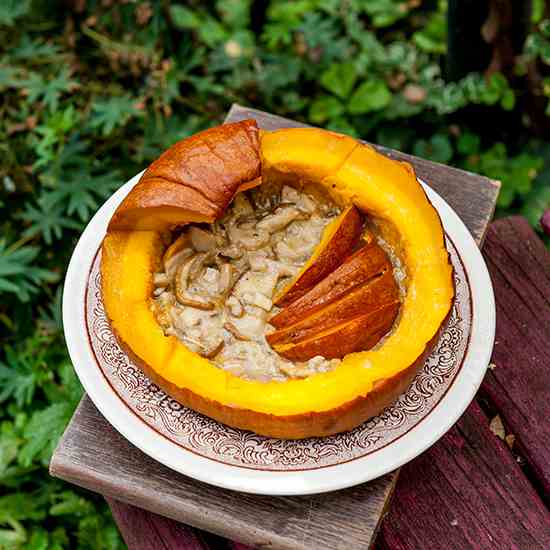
273 205 363 306
270 241 391 329
100 122 454 439
273 301 400 362
266 269 399 346
108 120 261 231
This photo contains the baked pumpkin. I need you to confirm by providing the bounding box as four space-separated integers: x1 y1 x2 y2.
101 119 454 439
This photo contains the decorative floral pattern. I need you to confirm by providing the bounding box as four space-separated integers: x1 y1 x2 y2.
86 238 471 471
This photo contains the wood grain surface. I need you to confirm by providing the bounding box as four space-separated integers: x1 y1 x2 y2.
52 397 396 550
375 400 550 550
375 216 550 549
480 217 550 503
50 104 500 550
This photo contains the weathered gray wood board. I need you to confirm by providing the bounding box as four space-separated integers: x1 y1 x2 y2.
50 104 500 550
53 397 396 550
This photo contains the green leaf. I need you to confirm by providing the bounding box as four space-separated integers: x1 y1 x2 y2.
521 183 550 229
0 521 26 547
412 1 447 54
12 35 62 61
19 203 82 244
39 169 121 222
466 143 544 208
348 79 392 114
309 95 344 124
0 240 58 303
413 134 454 163
22 68 77 112
362 0 410 28
320 62 357 99
326 117 358 137
0 66 22 88
216 0 251 29
299 13 352 64
457 131 480 155
532 0 545 23
0 492 48 523
198 17 228 48
500 89 516 110
376 126 415 151
0 422 21 478
19 403 74 466
0 0 30 25
50 491 94 517
0 360 37 408
89 95 142 136
169 5 201 28
27 528 49 550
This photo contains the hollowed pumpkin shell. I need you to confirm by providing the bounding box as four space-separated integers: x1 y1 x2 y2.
100 120 454 439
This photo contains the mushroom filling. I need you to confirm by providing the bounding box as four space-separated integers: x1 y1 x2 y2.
151 184 342 381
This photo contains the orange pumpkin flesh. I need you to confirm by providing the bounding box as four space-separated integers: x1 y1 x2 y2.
266 269 399 346
269 241 391 329
272 205 363 307
100 122 455 439
272 300 400 362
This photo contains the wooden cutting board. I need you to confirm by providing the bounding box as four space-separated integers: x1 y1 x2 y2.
50 104 500 550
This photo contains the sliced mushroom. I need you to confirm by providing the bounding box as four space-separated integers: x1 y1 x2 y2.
264 258 299 279
188 252 209 282
219 244 243 259
234 271 279 300
224 321 251 341
227 222 270 251
274 241 310 263
226 295 244 318
174 254 197 299
177 297 216 310
247 252 268 272
189 226 216 252
241 291 272 311
278 363 314 379
151 293 174 332
297 193 318 214
153 272 170 287
164 248 194 277
174 254 216 309
232 193 254 217
201 339 224 359
163 233 193 274
217 263 235 296
281 185 301 203
228 314 265 340
256 206 305 233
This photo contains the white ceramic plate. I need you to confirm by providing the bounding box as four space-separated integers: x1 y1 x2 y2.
63 172 495 496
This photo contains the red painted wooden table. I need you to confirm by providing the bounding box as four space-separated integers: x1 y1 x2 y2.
104 216 550 549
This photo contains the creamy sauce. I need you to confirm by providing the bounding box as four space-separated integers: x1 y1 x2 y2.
151 185 342 382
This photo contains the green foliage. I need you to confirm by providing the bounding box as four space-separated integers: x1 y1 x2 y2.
0 0 549 547
0 241 58 302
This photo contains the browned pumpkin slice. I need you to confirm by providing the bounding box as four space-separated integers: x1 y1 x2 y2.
108 120 261 232
270 241 391 329
272 205 363 307
267 268 399 347
273 301 400 361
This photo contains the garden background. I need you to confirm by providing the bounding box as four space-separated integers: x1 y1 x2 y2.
0 1 549 548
